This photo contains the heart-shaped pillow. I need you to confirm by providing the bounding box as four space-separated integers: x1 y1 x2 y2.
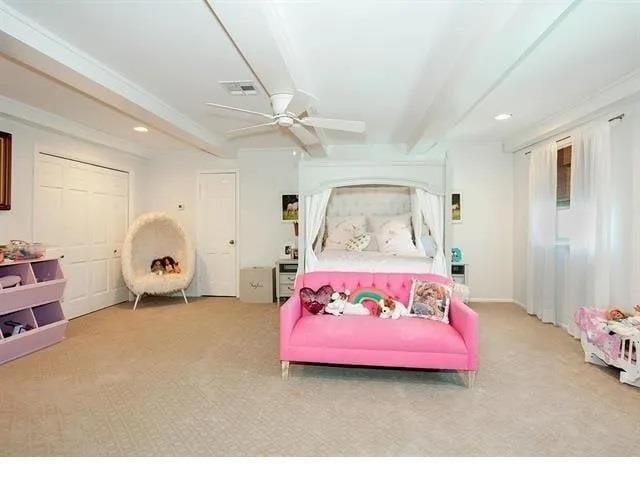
300 285 334 315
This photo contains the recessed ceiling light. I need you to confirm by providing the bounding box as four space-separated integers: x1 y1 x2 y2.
494 113 512 121
133 126 149 132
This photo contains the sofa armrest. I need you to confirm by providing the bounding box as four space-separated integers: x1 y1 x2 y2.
449 299 479 370
279 293 302 354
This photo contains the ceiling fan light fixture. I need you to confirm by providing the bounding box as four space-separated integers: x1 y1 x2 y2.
494 113 512 121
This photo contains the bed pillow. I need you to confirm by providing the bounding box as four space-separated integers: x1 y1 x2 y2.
325 216 367 250
371 214 419 255
300 285 334 315
368 213 411 233
345 233 371 252
407 279 452 323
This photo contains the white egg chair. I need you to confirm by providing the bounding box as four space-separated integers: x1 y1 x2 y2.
121 212 195 310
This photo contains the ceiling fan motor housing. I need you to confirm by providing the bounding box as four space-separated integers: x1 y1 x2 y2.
276 116 294 127
270 93 294 115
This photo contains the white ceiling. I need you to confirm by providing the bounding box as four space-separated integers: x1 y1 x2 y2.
448 1 640 142
1 0 639 157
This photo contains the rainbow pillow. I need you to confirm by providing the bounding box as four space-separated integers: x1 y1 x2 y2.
349 287 389 315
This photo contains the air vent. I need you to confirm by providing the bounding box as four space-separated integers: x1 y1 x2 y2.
219 81 258 96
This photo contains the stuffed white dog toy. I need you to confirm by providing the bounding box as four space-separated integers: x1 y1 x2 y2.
325 290 369 316
378 297 409 320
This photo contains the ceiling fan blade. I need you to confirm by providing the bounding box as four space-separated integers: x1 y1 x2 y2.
225 122 278 137
286 89 319 116
289 123 320 146
300 116 366 133
205 102 274 120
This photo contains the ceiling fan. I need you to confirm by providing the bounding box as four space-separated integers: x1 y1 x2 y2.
205 91 366 146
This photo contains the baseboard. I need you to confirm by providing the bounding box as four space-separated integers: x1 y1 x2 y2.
469 298 516 303
513 300 527 310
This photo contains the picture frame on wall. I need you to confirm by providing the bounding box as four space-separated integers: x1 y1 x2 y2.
451 192 462 223
0 131 11 211
281 193 299 223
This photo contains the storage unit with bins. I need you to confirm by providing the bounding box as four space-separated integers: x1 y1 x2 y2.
0 257 68 365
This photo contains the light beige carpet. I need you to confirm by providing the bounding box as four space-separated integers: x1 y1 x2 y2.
0 298 638 456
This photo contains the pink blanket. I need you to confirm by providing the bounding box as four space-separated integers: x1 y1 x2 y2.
574 307 621 361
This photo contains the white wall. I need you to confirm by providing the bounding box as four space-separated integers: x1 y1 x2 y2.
0 112 517 302
0 115 149 245
141 148 299 295
446 142 514 301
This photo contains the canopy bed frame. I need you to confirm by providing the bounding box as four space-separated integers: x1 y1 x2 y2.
298 158 447 276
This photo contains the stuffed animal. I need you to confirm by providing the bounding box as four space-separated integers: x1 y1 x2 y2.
163 256 181 274
606 308 629 321
325 290 369 316
325 291 348 315
151 258 165 275
378 297 408 320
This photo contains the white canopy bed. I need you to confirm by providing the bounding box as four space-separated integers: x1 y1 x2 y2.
298 159 447 276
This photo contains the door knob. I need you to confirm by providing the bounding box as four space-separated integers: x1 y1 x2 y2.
229 240 235 245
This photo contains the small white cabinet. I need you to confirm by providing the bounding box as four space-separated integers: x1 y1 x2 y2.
275 259 298 306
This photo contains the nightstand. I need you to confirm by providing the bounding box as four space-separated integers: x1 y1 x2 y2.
276 259 298 306
451 262 468 284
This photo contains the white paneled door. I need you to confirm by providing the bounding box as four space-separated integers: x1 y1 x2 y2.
198 172 238 296
34 153 129 319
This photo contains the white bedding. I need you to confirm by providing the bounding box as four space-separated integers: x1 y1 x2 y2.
315 250 433 273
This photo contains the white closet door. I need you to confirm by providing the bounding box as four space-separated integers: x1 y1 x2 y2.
34 154 129 319
198 172 238 296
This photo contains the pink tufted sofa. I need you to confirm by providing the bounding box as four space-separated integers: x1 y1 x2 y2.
280 272 479 386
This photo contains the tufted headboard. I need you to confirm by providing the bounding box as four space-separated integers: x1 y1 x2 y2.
300 271 450 305
325 185 411 218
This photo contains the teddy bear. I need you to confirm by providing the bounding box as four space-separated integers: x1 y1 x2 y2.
325 290 369 316
378 297 408 320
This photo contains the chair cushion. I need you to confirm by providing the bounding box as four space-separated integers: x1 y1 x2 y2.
289 314 467 354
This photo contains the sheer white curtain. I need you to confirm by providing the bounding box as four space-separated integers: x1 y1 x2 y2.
526 142 557 324
410 188 426 254
303 189 332 272
416 189 447 275
565 122 612 336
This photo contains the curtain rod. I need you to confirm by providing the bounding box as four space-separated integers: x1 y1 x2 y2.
523 113 625 155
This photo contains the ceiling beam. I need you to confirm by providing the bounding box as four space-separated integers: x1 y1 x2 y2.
0 95 153 160
0 1 229 157
405 0 581 154
206 0 329 157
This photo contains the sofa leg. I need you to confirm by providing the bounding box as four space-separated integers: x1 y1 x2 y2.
133 294 141 311
464 370 476 388
281 361 290 379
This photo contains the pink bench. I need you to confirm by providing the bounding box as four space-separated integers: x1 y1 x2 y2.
279 272 479 387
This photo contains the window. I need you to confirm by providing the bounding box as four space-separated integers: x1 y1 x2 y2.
557 144 571 208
